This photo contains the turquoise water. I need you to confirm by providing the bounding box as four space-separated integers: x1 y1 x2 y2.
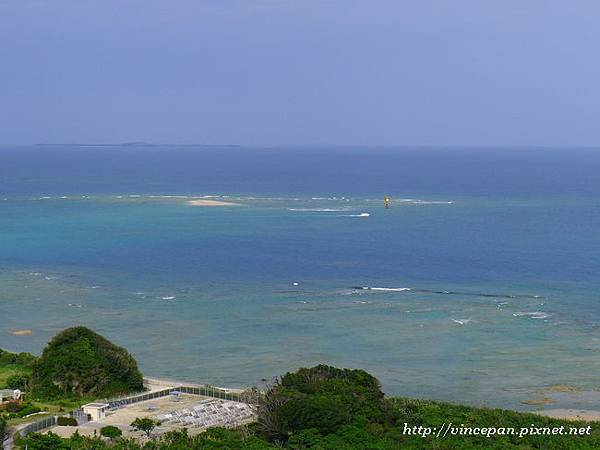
1 146 599 411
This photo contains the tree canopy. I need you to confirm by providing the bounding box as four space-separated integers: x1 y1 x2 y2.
130 417 158 437
30 326 144 399
257 364 390 440
100 426 123 441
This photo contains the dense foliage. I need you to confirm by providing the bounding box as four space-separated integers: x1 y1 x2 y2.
0 349 37 367
30 327 144 399
100 426 122 440
131 418 159 437
17 411 600 450
15 365 600 449
0 348 35 391
2 401 41 419
18 428 274 450
57 416 78 426
5 373 31 390
257 364 391 440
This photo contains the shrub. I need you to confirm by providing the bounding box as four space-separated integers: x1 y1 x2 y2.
6 373 31 390
100 425 122 440
257 364 387 441
0 349 37 367
15 352 37 367
4 401 23 413
15 403 41 418
17 431 69 449
130 417 158 437
1 401 41 418
57 416 78 426
30 326 144 399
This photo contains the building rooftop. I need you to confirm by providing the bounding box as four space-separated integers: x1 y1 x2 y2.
82 402 109 409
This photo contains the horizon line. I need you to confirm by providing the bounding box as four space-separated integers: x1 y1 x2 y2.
1 142 600 149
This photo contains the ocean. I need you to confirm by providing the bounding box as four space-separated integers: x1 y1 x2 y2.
1 145 599 411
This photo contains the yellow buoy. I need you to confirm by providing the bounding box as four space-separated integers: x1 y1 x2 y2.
384 196 391 208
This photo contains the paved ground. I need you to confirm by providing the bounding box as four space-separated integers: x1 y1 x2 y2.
47 393 216 439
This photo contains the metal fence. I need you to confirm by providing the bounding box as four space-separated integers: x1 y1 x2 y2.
19 416 57 437
177 386 244 402
106 388 173 410
70 407 89 425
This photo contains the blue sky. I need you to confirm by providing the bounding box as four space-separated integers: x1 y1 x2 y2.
1 0 599 145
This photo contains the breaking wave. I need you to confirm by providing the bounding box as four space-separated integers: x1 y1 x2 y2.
513 312 551 319
288 208 350 212
350 286 544 299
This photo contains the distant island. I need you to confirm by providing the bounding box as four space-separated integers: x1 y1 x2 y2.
34 142 242 147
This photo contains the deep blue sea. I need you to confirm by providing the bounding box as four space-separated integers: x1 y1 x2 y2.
1 145 599 411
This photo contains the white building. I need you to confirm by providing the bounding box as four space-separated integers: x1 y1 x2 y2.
0 389 22 403
82 402 110 421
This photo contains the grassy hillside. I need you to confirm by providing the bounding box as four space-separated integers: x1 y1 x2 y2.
0 349 35 389
0 364 29 389
16 364 600 449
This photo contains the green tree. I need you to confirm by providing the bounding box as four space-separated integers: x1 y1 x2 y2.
257 364 387 440
18 431 70 449
130 417 158 438
0 349 36 367
5 372 30 390
100 425 123 441
30 326 144 399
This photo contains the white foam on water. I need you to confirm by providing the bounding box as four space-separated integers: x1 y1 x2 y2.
288 208 349 212
513 311 551 319
364 197 453 205
161 296 176 300
337 289 358 296
411 200 455 205
149 195 189 198
362 287 411 292
338 212 370 217
451 318 473 325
